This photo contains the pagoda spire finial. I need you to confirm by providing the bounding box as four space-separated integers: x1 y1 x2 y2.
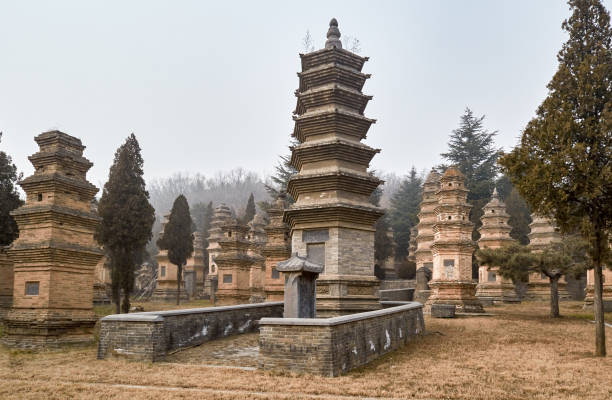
325 18 342 50
492 187 499 198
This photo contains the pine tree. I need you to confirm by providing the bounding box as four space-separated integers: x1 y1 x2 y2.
242 193 256 224
0 132 24 246
265 140 298 203
389 167 423 260
500 0 612 356
157 195 194 305
441 108 501 241
96 134 155 313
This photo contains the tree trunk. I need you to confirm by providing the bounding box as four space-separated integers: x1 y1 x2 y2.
593 227 606 356
111 263 121 314
549 276 560 318
121 289 130 314
176 266 180 306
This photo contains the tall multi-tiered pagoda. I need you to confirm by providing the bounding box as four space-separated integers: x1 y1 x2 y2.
426 167 484 313
284 18 383 316
204 204 233 299
475 188 519 304
525 214 570 300
414 169 440 303
183 231 206 299
263 193 291 301
3 131 104 347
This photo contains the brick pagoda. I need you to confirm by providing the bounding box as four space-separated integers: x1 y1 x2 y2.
204 204 233 299
425 167 484 313
414 169 440 303
246 213 267 303
263 194 291 301
184 231 206 299
475 188 519 304
525 214 570 300
0 247 13 320
3 131 104 347
284 18 384 316
151 214 189 302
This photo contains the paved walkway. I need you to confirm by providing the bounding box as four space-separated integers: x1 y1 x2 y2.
164 332 260 367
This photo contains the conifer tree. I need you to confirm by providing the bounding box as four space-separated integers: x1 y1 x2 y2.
389 167 423 260
96 134 155 313
242 193 256 224
265 140 298 203
157 194 194 305
0 132 23 246
370 186 393 264
495 175 532 245
500 0 612 356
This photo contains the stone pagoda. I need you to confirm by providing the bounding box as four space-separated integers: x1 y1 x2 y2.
184 232 206 299
525 214 570 300
263 193 291 301
284 18 384 316
3 131 104 347
204 204 233 299
214 220 259 305
152 214 189 302
407 226 418 266
246 213 267 303
425 167 484 313
475 188 519 304
414 169 440 303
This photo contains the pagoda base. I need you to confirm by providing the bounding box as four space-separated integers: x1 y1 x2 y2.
2 308 97 348
476 282 520 304
150 287 189 302
215 290 252 306
583 286 612 312
425 281 484 313
524 282 571 301
414 289 431 304
203 276 218 299
315 274 381 317
264 287 284 302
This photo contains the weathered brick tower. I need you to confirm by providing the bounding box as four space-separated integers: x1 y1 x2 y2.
414 169 440 303
285 18 384 316
426 167 484 313
3 131 104 347
184 231 206 299
0 246 14 320
263 193 291 301
204 204 233 299
525 214 570 300
475 188 519 304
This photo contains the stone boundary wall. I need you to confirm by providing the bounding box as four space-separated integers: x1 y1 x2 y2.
259 302 424 376
379 288 414 302
97 302 283 361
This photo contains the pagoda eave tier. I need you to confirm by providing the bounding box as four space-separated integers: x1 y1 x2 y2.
284 203 384 230
20 174 98 198
29 150 93 171
287 171 381 199
292 109 375 143
300 48 368 73
8 244 104 264
11 205 100 226
295 85 372 115
298 63 370 93
289 139 380 170
431 241 476 251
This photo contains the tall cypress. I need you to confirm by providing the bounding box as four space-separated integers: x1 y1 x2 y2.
157 194 194 305
96 134 155 313
0 133 23 246
389 167 423 260
243 193 256 224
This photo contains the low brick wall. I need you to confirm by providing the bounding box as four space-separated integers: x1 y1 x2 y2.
259 302 424 376
97 302 283 361
380 288 414 302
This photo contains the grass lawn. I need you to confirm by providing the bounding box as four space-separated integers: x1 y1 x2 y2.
1 301 611 399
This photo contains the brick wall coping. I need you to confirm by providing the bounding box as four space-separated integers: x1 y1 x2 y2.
379 288 415 293
101 301 283 322
380 301 411 307
259 301 422 326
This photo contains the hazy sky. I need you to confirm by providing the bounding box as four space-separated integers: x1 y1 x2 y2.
1 1 608 189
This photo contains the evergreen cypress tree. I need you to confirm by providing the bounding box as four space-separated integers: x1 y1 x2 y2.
0 133 24 246
370 186 393 264
96 134 155 313
389 167 423 260
243 193 256 224
500 0 612 356
441 108 501 241
157 194 194 305
265 140 298 203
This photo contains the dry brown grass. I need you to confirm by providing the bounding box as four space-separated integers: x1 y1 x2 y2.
1 301 611 400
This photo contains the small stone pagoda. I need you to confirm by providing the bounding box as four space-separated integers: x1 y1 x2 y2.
184 232 206 299
152 214 189 301
3 131 104 347
426 167 483 313
407 226 418 266
284 18 384 316
414 169 440 303
526 214 570 300
263 193 291 301
214 221 259 305
475 188 519 304
204 204 233 299
246 214 267 303
93 256 111 305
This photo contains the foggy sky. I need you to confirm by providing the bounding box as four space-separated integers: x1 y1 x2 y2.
1 1 605 191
